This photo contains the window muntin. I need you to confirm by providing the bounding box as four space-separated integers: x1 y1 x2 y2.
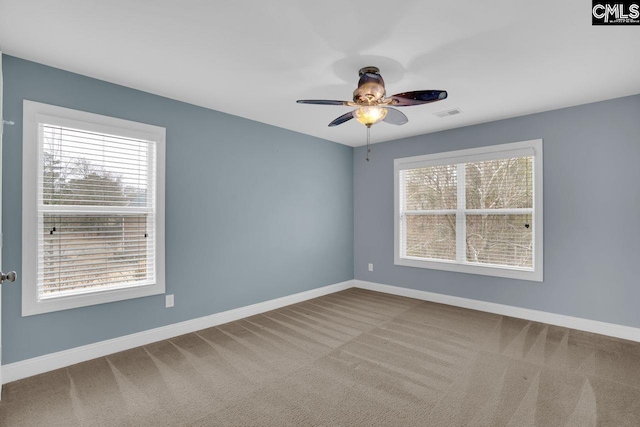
394 140 542 281
23 101 166 315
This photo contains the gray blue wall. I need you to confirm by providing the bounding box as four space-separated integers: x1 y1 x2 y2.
3 54 639 366
355 94 640 329
1 55 354 364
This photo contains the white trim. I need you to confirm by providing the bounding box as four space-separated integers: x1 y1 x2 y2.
396 146 535 170
4 278 640 384
353 280 640 343
394 143 542 170
35 111 166 142
1 280 354 384
22 101 166 316
41 205 154 213
455 162 465 263
394 139 543 282
0 49 4 396
404 208 534 216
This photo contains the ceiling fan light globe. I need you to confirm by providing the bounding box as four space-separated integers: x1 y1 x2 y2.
354 106 387 126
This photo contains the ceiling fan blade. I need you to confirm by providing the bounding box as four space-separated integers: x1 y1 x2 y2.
383 107 408 126
389 90 448 106
328 111 355 127
297 99 352 106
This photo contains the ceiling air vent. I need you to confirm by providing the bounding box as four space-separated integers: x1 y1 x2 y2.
434 108 462 118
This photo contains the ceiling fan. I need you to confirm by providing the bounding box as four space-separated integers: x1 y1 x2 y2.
297 66 448 161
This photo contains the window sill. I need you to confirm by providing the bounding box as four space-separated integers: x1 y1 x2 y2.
22 281 165 316
394 256 543 282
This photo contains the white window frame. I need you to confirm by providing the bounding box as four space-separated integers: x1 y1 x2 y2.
394 139 543 282
22 101 166 316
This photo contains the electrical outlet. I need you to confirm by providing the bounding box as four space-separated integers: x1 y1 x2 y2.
165 294 174 308
368 263 373 272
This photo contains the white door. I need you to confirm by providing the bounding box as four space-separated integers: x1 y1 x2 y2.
0 50 18 398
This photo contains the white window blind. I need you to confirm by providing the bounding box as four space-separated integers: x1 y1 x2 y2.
464 158 533 268
402 165 457 261
394 140 543 281
39 125 156 298
22 101 166 316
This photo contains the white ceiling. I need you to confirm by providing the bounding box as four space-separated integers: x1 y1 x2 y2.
1 0 639 147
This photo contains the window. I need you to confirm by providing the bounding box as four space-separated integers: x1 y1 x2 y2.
394 140 543 281
22 101 166 315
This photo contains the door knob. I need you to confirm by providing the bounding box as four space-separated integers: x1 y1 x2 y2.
0 271 17 284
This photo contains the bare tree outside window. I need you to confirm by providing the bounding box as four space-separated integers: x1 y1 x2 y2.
403 165 457 260
465 157 533 268
401 156 533 269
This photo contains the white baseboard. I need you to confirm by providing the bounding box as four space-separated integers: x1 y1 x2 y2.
353 280 640 343
5 278 640 385
1 280 354 385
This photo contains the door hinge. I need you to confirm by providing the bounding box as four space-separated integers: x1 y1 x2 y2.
1 119 15 135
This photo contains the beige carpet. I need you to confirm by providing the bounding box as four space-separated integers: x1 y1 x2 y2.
1 288 640 426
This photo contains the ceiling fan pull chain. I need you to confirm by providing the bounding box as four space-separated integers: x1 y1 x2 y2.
366 126 371 162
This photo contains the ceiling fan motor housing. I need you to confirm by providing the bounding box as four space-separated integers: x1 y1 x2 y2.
296 66 448 131
353 67 386 103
